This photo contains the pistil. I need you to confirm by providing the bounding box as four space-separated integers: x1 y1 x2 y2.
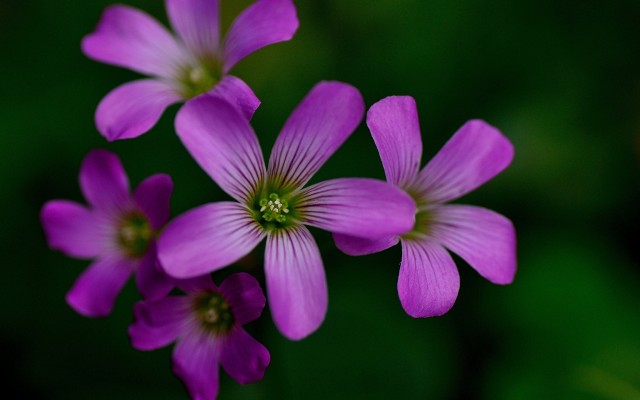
196 292 234 334
117 212 152 258
179 60 221 98
259 193 289 223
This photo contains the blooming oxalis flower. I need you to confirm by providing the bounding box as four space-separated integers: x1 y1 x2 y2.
158 82 417 340
335 96 516 317
40 149 173 317
129 273 269 400
83 0 298 140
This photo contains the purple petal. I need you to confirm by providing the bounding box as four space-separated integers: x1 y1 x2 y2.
79 149 130 212
332 233 399 256
398 239 460 318
174 275 218 295
222 0 299 72
220 328 270 384
66 256 134 317
297 178 416 239
175 95 266 203
129 296 191 350
413 119 514 203
219 273 266 326
207 75 260 120
40 200 106 259
82 4 189 78
133 173 173 230
95 79 182 141
172 331 221 400
367 96 423 188
264 226 327 340
430 205 516 284
267 81 364 191
165 0 220 60
135 244 174 300
158 202 265 279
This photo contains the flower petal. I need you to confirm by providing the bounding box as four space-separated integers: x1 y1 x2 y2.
398 239 460 318
82 4 188 78
66 256 134 317
129 296 191 350
220 328 270 384
172 332 221 400
95 79 182 141
332 233 399 256
158 202 265 279
135 244 174 300
207 75 260 120
367 96 423 188
175 94 266 203
297 178 416 239
264 226 327 340
174 275 218 294
222 0 299 72
219 273 266 326
430 205 516 284
79 149 130 212
133 173 173 230
413 119 514 203
267 81 364 191
40 200 105 259
165 0 220 60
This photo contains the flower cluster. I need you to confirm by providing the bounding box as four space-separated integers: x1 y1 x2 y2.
41 1 516 399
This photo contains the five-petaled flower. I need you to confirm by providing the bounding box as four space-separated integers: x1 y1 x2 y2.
82 0 299 141
334 96 516 318
40 149 173 317
157 82 417 340
129 273 269 400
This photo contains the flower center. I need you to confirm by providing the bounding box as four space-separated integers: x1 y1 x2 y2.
117 212 152 259
259 193 290 223
195 292 234 334
401 209 433 240
179 60 221 99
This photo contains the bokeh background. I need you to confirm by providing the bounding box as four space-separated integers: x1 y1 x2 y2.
2 0 640 398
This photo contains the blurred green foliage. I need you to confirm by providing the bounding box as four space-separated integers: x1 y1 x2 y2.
1 0 639 398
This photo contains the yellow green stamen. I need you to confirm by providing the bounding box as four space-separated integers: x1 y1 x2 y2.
259 193 290 223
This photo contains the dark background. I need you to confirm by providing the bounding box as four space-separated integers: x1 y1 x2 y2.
2 0 640 398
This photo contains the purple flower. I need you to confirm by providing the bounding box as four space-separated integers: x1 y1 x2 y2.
129 273 269 400
157 82 417 339
334 96 516 317
82 0 299 141
40 149 173 317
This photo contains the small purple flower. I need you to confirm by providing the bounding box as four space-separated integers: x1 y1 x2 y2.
334 96 516 317
129 273 269 400
158 82 417 339
40 149 173 317
82 0 299 141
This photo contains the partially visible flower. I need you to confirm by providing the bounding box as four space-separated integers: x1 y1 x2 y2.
82 0 299 141
129 273 269 400
40 149 173 317
157 82 417 340
334 96 516 317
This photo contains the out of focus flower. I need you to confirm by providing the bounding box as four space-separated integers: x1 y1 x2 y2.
157 82 417 339
129 273 269 400
83 0 299 140
335 96 517 317
41 149 173 317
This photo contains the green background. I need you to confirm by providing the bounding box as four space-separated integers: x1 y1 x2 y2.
2 0 639 398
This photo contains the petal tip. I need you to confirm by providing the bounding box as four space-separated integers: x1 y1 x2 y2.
65 291 111 318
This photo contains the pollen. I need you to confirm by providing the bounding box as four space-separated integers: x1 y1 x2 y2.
259 193 289 223
117 212 152 259
179 61 221 99
196 292 234 334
